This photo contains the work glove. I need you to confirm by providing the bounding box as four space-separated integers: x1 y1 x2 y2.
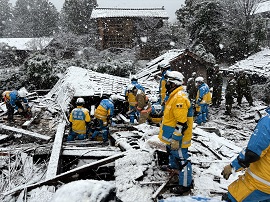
221 164 233 180
170 139 179 150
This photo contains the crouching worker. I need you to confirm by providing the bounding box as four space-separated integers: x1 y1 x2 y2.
2 89 31 123
68 98 90 141
221 107 270 202
158 71 194 195
91 94 118 143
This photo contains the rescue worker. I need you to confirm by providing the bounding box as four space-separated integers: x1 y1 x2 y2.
157 63 171 105
195 77 211 125
124 75 145 123
236 70 253 106
158 71 194 195
224 73 237 115
186 72 197 101
68 97 91 141
221 107 270 202
127 85 151 124
148 96 163 126
211 65 223 107
91 94 118 143
2 89 30 122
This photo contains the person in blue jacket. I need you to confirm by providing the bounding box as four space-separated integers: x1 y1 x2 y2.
157 63 171 105
124 75 145 123
2 89 30 122
91 94 118 143
68 97 91 141
194 77 211 125
221 107 270 202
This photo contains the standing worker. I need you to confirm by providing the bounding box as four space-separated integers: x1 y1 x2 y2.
127 85 151 124
211 65 223 107
2 89 31 123
91 94 118 143
157 63 171 105
224 73 237 115
194 77 211 125
68 97 91 141
236 70 253 106
125 75 145 123
221 107 270 202
158 71 194 195
186 72 197 102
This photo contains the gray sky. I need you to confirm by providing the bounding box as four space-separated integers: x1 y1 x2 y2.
9 0 185 23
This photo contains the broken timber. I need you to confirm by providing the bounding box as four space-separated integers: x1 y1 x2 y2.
2 152 127 197
22 110 42 129
45 121 66 180
0 123 51 141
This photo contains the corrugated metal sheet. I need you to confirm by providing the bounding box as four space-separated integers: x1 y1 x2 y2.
91 8 169 19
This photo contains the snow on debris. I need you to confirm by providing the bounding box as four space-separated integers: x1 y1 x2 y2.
226 48 270 76
51 180 115 202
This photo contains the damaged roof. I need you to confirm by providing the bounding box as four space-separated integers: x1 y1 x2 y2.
91 8 169 19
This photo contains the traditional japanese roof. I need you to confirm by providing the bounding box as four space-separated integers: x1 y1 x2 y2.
0 38 54 51
91 8 169 19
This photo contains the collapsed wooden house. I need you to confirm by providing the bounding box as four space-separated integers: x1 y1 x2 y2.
91 7 169 59
136 49 215 84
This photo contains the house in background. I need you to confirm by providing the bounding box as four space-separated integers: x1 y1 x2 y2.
136 49 215 85
0 37 53 66
90 7 169 59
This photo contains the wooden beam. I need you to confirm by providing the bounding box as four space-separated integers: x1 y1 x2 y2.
0 124 51 141
2 152 126 197
22 110 42 129
45 121 66 180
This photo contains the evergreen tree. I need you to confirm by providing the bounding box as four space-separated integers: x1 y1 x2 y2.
7 0 59 37
61 0 96 35
0 0 12 37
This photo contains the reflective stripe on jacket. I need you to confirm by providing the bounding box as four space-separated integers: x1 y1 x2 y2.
69 106 91 134
94 99 114 121
158 86 193 148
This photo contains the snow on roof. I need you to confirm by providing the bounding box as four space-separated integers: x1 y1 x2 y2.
254 1 270 14
91 8 169 19
48 66 130 98
0 38 53 51
226 48 270 76
136 49 185 80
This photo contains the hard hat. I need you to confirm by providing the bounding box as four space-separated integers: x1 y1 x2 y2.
228 72 234 77
127 84 136 91
149 96 158 103
17 89 27 98
157 63 170 70
76 97 85 105
165 71 184 85
195 76 204 83
109 94 118 102
131 75 138 81
192 72 196 77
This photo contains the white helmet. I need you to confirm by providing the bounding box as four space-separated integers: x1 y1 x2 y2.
127 84 136 91
195 76 204 83
76 97 85 105
149 96 158 103
131 75 138 81
165 71 184 85
17 89 27 98
192 72 196 77
109 94 118 102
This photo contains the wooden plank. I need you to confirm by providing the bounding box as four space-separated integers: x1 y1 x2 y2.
62 147 121 157
45 121 66 180
0 123 51 141
22 110 42 129
2 152 126 196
